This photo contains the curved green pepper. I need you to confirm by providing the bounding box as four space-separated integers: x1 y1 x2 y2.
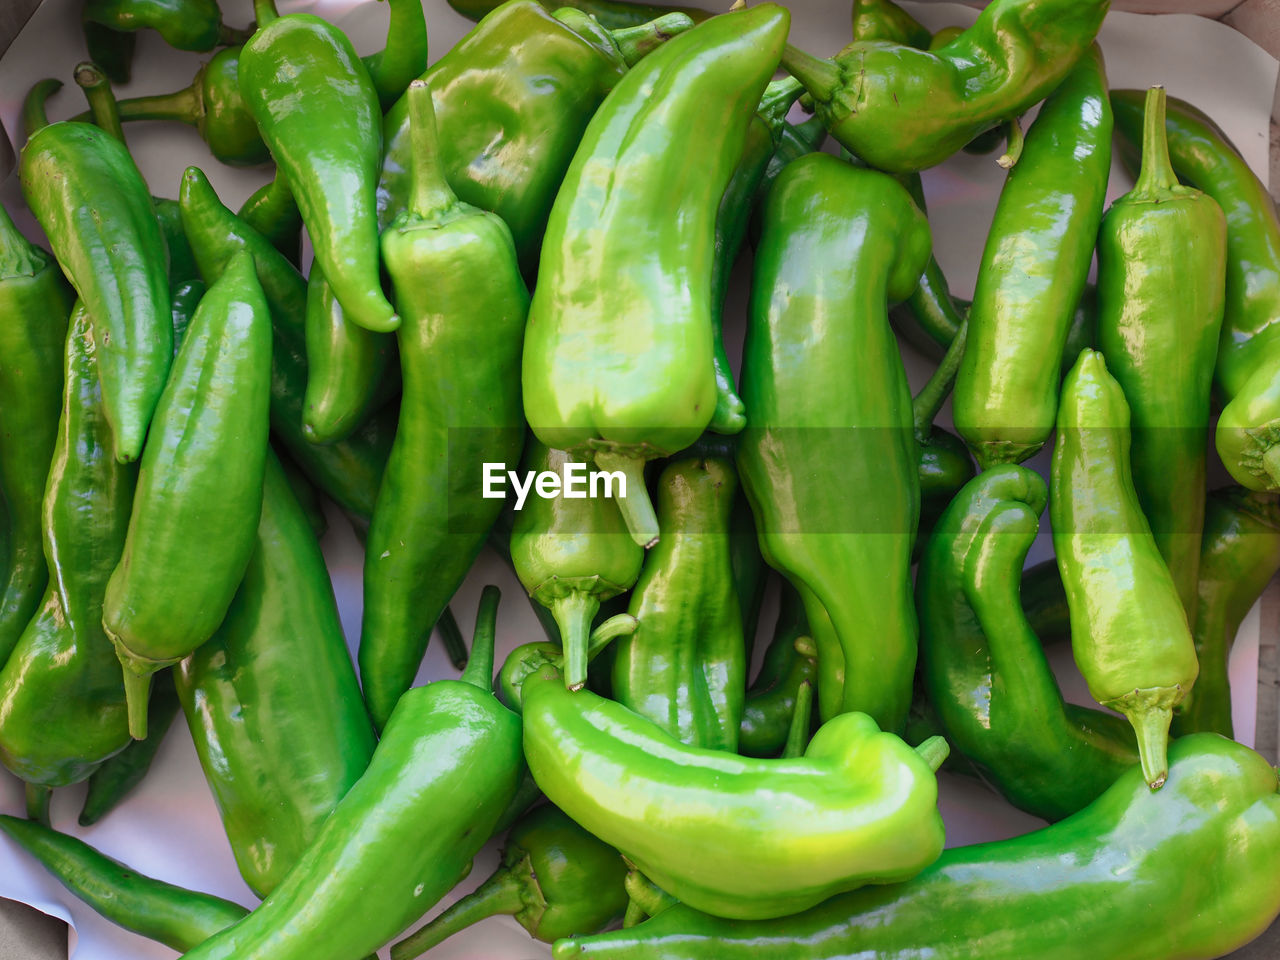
503 642 946 921
239 11 397 333
852 0 930 47
176 452 376 897
82 0 250 54
103 250 271 739
181 587 523 960
1052 349 1199 790
953 45 1112 468
917 465 1138 822
522 4 790 548
737 580 816 758
611 456 746 751
0 203 74 665
737 152 928 731
360 82 529 730
1096 86 1226 619
391 804 628 958
0 304 135 790
780 0 1108 173
20 119 171 464
236 175 301 266
556 734 1280 960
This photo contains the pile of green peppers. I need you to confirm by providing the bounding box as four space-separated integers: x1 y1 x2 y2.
0 0 1278 958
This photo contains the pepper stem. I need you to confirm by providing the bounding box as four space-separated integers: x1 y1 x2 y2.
593 451 659 548
622 898 647 928
75 84 203 128
912 319 968 444
550 592 601 691
390 868 525 960
435 605 470 672
1127 704 1173 790
252 0 279 28
624 869 677 919
459 586 501 691
996 115 1024 169
586 613 639 662
1131 85 1181 200
757 76 805 132
25 784 52 826
22 79 62 137
363 0 430 110
120 664 152 741
74 61 125 143
914 735 950 772
610 12 695 67
781 680 813 759
218 22 256 46
779 44 842 104
404 79 458 220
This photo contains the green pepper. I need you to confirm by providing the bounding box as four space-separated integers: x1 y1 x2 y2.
236 174 301 266
391 804 628 958
176 452 376 897
851 0 930 47
1052 349 1199 790
275 445 329 540
522 4 790 548
20 119 171 464
82 0 251 55
0 302 134 795
556 734 1280 960
611 456 746 751
447 0 706 28
239 10 397 333
0 816 248 953
510 441 645 691
1019 557 1071 645
359 0 429 111
502 642 946 921
0 203 74 665
1175 487 1280 739
1096 86 1226 620
359 82 529 730
952 45 1112 468
737 153 928 732
780 0 1107 173
83 20 136 85
737 580 817 758
181 587 523 960
917 465 1138 822
103 250 272 740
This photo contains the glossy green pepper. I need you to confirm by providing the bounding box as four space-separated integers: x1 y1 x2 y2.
176 453 376 897
239 10 397 333
20 119 171 464
181 587 523 960
0 202 74 665
502 642 946 921
780 0 1108 173
1052 349 1199 790
447 0 706 28
522 4 790 548
104 250 271 739
82 0 249 52
0 304 135 793
917 465 1138 822
1096 86 1226 619
361 82 529 730
611 457 746 751
737 153 928 731
236 174 301 266
737 580 817 758
391 804 628 958
852 0 930 47
953 45 1112 467
557 734 1280 960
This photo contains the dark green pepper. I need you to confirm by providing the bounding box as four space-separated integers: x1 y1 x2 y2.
82 0 250 53
737 579 816 758
447 0 707 28
236 174 301 266
391 804 628 958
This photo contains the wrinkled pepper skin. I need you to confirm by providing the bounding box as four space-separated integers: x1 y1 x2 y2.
780 0 1109 173
953 46 1112 467
0 816 248 953
81 0 249 53
523 5 790 549
239 13 397 334
502 644 947 921
510 441 645 690
391 804 628 958
917 466 1137 822
20 120 171 463
1175 488 1280 739
1052 349 1199 790
180 588 523 960
361 83 529 731
1097 86 1226 620
556 734 1280 960
104 251 271 740
0 305 135 789
738 579 816 758
448 0 706 28
176 453 376 897
611 457 746 752
737 153 928 732
0 204 74 665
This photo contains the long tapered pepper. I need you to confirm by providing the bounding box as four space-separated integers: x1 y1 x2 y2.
522 4 790 548
737 153 929 732
1052 349 1199 790
360 81 529 730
